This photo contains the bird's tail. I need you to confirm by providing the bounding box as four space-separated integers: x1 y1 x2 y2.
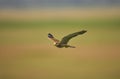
64 45 76 48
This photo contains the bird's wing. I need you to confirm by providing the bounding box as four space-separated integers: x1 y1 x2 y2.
48 33 60 43
59 30 87 44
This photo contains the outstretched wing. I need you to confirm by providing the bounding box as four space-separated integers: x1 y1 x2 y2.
48 33 54 38
48 33 60 43
59 30 87 44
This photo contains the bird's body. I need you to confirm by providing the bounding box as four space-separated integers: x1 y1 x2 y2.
48 30 87 48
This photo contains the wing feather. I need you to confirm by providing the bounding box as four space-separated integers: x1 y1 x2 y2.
59 30 87 44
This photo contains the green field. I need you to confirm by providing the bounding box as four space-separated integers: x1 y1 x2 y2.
0 8 120 79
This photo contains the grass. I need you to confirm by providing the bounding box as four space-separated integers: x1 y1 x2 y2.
0 26 120 79
0 44 120 79
0 18 120 29
0 8 120 79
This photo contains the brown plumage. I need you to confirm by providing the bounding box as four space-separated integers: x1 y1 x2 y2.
48 30 87 48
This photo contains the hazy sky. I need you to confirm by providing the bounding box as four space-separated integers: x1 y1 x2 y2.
0 0 120 8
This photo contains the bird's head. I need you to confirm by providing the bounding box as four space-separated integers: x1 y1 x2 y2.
48 33 54 38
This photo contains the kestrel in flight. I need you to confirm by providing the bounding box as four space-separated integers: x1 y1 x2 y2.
48 30 87 48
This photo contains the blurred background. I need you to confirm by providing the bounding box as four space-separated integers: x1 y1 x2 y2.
0 0 120 79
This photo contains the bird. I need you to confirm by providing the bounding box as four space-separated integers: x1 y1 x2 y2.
48 30 87 48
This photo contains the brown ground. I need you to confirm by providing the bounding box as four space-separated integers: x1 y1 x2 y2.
0 7 120 79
